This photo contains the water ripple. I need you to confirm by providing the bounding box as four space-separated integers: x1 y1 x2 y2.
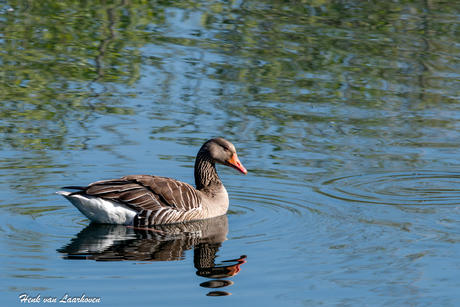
316 171 460 206
229 186 332 243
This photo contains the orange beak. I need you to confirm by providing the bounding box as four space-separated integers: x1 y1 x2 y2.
227 153 247 175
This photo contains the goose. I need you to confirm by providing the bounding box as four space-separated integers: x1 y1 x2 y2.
57 138 247 226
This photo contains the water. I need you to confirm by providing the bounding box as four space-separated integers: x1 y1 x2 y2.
2 0 460 306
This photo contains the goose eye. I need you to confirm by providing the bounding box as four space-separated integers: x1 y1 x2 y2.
224 146 229 151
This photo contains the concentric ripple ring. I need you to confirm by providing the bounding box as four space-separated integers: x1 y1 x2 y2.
316 171 460 206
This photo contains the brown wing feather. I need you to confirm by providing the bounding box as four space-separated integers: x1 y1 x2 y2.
76 175 203 214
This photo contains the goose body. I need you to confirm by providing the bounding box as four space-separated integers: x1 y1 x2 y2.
58 138 247 226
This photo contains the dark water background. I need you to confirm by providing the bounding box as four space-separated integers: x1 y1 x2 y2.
2 0 460 306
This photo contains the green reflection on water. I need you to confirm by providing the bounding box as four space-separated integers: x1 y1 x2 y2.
0 0 460 174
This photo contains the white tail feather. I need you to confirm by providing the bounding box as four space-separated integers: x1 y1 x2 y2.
56 191 136 225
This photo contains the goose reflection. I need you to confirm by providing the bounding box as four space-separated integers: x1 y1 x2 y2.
57 215 246 296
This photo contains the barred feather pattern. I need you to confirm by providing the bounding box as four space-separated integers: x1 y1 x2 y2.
71 175 206 226
194 151 221 190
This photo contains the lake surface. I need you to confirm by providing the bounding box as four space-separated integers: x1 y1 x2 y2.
2 0 460 306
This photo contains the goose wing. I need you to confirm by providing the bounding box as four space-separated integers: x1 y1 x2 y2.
66 174 203 214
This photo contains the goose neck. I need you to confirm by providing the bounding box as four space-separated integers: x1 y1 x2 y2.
194 153 221 190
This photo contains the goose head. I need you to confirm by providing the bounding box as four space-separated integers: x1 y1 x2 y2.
200 138 247 175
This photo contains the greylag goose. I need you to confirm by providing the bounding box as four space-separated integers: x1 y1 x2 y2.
57 138 247 226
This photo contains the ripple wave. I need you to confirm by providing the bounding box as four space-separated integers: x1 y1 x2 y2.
316 171 460 206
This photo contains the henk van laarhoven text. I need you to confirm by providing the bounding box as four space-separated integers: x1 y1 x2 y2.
19 293 101 303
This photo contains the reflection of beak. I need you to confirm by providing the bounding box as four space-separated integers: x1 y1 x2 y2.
227 153 247 175
224 255 247 277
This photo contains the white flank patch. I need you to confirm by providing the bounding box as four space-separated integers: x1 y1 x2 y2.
56 191 137 225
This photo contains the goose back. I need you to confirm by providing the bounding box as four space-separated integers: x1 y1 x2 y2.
66 175 214 226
